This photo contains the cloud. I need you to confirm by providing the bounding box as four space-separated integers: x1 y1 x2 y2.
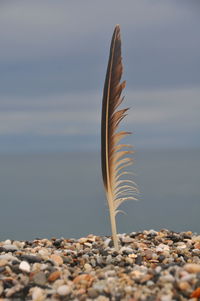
0 0 199 97
0 87 199 139
0 0 199 62
0 1 199 151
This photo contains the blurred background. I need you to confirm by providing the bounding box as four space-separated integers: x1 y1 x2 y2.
0 0 200 240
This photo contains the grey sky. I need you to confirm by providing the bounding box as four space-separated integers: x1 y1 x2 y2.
0 0 199 152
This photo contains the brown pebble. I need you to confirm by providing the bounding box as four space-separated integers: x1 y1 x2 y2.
194 242 200 249
144 250 153 260
178 281 191 291
140 274 153 283
184 263 200 273
87 287 99 298
73 274 94 287
191 287 200 297
48 270 61 282
50 254 63 265
0 259 8 267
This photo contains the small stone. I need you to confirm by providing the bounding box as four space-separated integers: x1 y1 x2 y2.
122 237 134 243
194 242 200 249
90 258 96 267
19 261 30 273
120 246 133 254
0 254 17 261
106 255 112 264
57 285 71 296
3 244 18 251
73 274 94 287
103 238 112 247
140 274 153 283
128 253 137 259
87 287 99 298
160 295 173 301
192 235 200 243
4 239 11 244
5 284 23 297
184 263 200 273
191 287 200 298
84 263 92 272
0 259 8 267
31 287 45 301
135 255 143 265
159 274 175 282
0 284 4 295
13 240 25 249
38 249 49 256
156 244 169 252
178 281 191 291
48 270 61 282
95 296 109 301
124 286 132 293
33 271 46 285
147 280 155 286
79 237 88 243
50 254 63 265
144 250 153 260
93 280 106 292
21 255 42 263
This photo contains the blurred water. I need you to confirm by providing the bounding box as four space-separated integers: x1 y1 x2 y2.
0 150 199 241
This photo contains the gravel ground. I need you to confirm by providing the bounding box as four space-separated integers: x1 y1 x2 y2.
1 229 200 300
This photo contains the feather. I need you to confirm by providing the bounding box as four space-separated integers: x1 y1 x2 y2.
101 25 137 251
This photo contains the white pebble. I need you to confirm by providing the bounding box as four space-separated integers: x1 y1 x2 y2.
31 287 45 301
192 235 200 242
159 274 175 282
147 280 155 286
0 254 18 261
161 295 173 301
3 244 18 251
4 239 11 244
57 285 71 296
104 238 111 247
156 244 169 252
19 261 30 273
122 237 134 243
84 263 92 272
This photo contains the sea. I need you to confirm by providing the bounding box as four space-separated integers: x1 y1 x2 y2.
0 149 199 241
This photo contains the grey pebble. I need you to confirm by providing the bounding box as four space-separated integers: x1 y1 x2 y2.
33 271 47 285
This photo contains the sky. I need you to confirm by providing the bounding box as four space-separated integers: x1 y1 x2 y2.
0 0 200 152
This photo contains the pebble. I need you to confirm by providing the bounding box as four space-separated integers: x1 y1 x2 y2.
121 236 134 243
19 261 30 272
0 259 8 267
33 271 46 285
87 287 99 298
48 270 61 282
95 296 109 301
31 287 45 301
191 287 200 298
178 281 191 291
84 263 92 272
57 285 71 296
184 263 200 273
3 244 18 251
50 254 63 265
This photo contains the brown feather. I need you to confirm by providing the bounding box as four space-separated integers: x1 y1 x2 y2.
101 25 137 250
